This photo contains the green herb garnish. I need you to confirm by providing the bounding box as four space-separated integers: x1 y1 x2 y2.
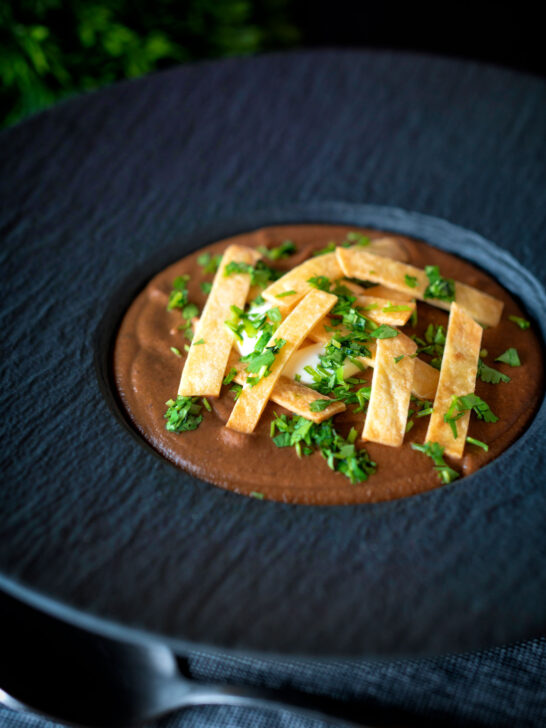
508 315 530 330
494 348 521 367
249 491 264 500
466 436 489 451
197 252 222 274
164 396 203 433
444 393 499 438
394 354 405 364
271 413 377 484
309 399 332 412
257 240 296 260
193 338 205 345
170 346 182 357
224 260 282 288
200 281 212 295
241 337 286 386
276 290 297 298
411 441 459 484
167 275 190 310
312 242 337 257
405 274 418 288
382 304 411 313
423 265 455 302
369 324 398 339
223 368 237 385
344 231 371 247
477 359 511 384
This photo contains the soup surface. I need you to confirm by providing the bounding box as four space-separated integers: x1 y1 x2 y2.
114 225 543 504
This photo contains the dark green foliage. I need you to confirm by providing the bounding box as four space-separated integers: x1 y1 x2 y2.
0 0 300 127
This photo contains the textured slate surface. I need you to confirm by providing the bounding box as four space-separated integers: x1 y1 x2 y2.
1 48 546 674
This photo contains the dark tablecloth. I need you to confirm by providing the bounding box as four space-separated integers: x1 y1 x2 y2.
1 50 545 727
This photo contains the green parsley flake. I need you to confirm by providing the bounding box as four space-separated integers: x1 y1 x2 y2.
370 324 398 339
508 315 530 330
201 397 212 412
494 348 521 367
249 491 264 500
270 413 377 484
405 274 418 288
257 240 296 260
276 290 297 298
224 260 282 288
223 367 237 385
200 281 212 294
197 252 222 274
313 242 337 257
241 337 286 386
411 441 459 484
345 231 371 247
466 436 489 451
382 304 410 313
477 359 511 384
170 346 182 357
444 393 499 438
423 265 455 302
193 338 205 345
167 275 190 311
309 399 332 413
164 396 203 433
394 354 405 364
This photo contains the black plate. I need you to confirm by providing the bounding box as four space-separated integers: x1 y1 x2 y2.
2 199 546 658
1 51 545 660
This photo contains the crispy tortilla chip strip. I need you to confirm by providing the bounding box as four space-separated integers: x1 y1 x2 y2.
425 302 483 458
227 355 345 422
262 237 409 311
363 333 417 446
226 289 337 432
355 294 415 326
308 318 439 400
336 247 503 327
178 244 261 396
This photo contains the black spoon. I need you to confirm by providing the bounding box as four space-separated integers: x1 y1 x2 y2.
0 589 373 727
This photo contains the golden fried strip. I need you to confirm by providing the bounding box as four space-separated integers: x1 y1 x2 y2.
363 333 417 446
227 355 345 422
261 237 410 312
226 289 338 432
336 247 503 327
355 294 415 326
178 244 261 397
308 318 439 400
425 303 483 458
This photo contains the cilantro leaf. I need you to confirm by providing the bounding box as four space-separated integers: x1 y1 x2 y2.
197 252 222 274
411 441 459 484
508 315 530 330
164 396 203 433
257 240 296 260
494 348 521 367
370 324 398 339
423 265 456 302
443 393 499 438
404 274 418 288
477 359 511 384
167 275 190 310
309 399 332 412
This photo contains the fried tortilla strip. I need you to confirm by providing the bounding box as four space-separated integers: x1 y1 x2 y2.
178 244 261 396
226 289 337 432
336 247 504 327
355 294 415 326
227 355 345 423
308 318 439 400
425 302 483 458
364 284 414 302
262 237 409 311
363 333 417 446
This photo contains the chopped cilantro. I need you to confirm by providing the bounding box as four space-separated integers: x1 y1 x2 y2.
411 441 459 484
276 290 297 298
197 252 222 274
508 315 530 330
345 231 371 247
257 240 296 260
224 260 281 288
444 393 499 438
182 303 199 320
223 367 237 385
312 242 337 257
167 275 190 310
423 265 455 302
495 348 521 367
370 324 398 339
466 436 489 451
193 338 205 345
249 491 264 500
405 274 418 288
201 397 212 412
307 275 332 291
164 396 203 433
270 413 377 484
309 399 332 412
394 354 405 364
267 306 282 323
382 304 410 313
170 346 182 357
241 337 286 385
200 281 212 294
230 383 242 400
477 359 511 384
